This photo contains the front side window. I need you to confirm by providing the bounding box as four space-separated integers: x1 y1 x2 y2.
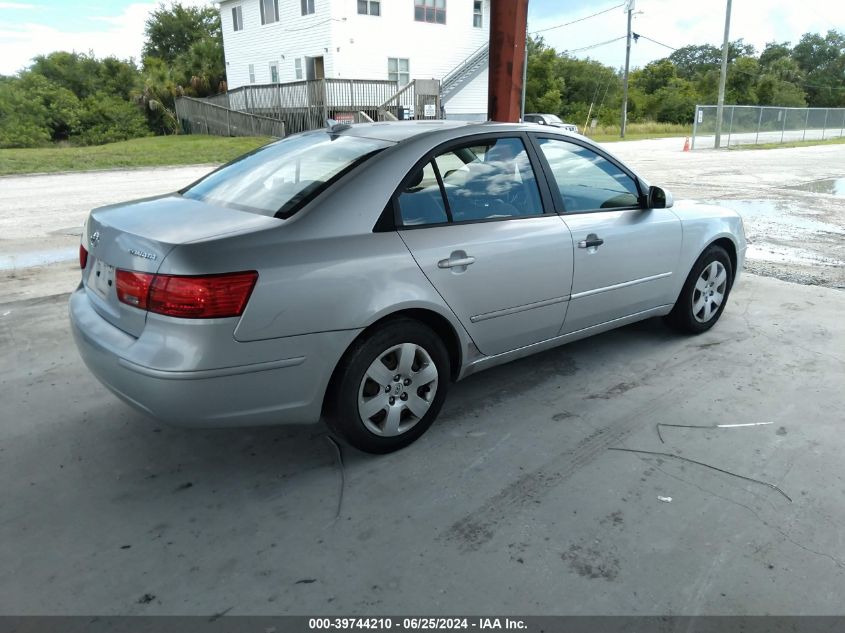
397 137 543 226
183 134 392 218
536 138 640 212
358 0 380 15
260 0 279 24
388 58 410 85
301 0 315 15
473 0 482 27
269 62 279 83
232 5 243 31
415 0 445 24
294 58 303 80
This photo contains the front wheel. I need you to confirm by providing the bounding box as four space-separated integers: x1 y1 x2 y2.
325 318 450 454
665 245 733 334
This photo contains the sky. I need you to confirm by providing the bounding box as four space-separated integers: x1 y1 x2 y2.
0 0 843 76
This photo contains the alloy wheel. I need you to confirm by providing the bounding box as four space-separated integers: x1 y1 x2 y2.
692 260 727 323
357 343 439 437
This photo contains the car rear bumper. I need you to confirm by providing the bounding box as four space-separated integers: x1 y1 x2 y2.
69 287 360 428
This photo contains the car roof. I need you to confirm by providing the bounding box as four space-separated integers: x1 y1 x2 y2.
327 120 577 143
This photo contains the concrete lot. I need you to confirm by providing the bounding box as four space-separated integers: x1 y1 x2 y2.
1 139 844 615
2 275 844 615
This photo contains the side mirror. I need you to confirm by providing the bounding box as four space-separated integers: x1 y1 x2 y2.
647 185 673 209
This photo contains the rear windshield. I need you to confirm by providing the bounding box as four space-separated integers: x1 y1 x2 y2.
182 133 393 218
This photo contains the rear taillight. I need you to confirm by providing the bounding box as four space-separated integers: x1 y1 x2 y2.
116 270 154 309
79 244 88 269
116 270 258 319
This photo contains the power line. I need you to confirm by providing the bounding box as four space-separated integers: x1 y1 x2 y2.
531 3 624 35
633 33 677 51
563 36 627 55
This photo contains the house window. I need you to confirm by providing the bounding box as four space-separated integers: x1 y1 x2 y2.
269 62 279 83
248 64 255 83
357 0 380 15
301 0 315 15
473 0 482 27
231 5 243 31
414 0 445 24
260 0 279 24
294 58 303 80
388 58 409 86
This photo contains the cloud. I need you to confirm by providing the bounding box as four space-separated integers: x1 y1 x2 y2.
0 0 213 75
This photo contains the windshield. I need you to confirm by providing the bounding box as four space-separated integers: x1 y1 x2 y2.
545 114 563 124
182 133 393 218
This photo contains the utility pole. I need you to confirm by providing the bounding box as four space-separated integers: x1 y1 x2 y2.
620 0 633 138
488 0 530 122
714 0 732 149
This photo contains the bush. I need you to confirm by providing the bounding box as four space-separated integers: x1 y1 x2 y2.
75 93 150 145
0 73 80 148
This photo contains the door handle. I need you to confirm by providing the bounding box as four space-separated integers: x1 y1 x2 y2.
437 255 476 269
578 236 604 249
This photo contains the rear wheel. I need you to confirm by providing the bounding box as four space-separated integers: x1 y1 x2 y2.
665 245 733 334
326 318 450 453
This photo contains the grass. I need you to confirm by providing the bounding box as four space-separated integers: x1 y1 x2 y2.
580 122 692 143
730 136 845 150
0 134 274 176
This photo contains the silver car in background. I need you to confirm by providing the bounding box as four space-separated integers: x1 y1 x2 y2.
70 121 746 453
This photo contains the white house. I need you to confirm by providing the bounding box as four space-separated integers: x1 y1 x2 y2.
218 0 490 119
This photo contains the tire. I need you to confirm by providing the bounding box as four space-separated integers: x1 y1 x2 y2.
665 244 733 334
325 318 450 454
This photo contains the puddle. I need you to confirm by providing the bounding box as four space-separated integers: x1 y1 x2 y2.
705 199 845 236
785 178 845 197
0 247 78 271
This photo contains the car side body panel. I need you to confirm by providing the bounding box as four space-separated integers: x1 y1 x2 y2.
560 208 683 333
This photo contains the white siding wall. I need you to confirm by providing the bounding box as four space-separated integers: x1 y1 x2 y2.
220 0 489 115
444 67 487 118
220 0 335 88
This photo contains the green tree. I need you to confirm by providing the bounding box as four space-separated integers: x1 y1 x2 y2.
525 37 564 115
759 42 792 68
556 56 620 125
142 1 226 98
0 73 80 147
142 1 222 65
792 30 845 106
136 56 183 135
726 56 759 104
648 78 698 123
76 93 150 145
632 59 677 94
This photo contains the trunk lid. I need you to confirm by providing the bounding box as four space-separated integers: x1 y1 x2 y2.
82 194 279 337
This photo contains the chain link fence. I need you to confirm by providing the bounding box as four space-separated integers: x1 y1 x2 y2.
692 105 845 149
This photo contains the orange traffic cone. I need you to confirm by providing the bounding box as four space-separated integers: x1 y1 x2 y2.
682 137 690 152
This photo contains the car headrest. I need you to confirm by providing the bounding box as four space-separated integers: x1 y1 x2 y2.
405 166 425 190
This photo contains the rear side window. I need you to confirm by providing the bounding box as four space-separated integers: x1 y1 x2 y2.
396 161 449 226
536 137 640 212
183 133 392 218
397 137 544 226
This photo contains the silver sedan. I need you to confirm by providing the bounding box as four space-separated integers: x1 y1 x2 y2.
70 121 746 453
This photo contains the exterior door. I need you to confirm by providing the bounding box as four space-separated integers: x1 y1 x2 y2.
396 135 574 356
532 135 682 334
